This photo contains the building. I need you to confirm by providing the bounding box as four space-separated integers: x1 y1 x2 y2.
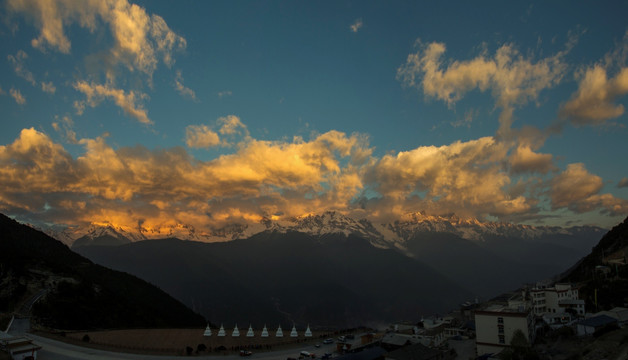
0 331 41 360
576 315 618 336
475 304 535 356
530 283 583 316
594 307 628 327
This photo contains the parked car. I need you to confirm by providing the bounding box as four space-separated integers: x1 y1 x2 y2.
300 351 316 358
315 343 321 348
240 350 252 356
323 338 334 344
337 336 345 342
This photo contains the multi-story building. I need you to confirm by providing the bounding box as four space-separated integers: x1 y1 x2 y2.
530 283 584 316
475 304 535 356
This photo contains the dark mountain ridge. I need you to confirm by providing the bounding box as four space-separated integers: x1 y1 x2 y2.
561 216 628 311
0 213 205 330
76 231 473 328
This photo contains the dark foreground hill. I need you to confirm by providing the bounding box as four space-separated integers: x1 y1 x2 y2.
76 231 473 328
561 216 628 311
0 213 205 330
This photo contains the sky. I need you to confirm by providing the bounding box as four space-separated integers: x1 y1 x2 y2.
1 0 627 235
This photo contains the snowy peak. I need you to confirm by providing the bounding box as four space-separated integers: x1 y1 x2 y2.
39 211 606 253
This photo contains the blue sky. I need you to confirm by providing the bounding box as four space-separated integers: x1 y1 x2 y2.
1 0 627 233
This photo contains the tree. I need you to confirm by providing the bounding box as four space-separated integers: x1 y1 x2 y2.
499 330 538 360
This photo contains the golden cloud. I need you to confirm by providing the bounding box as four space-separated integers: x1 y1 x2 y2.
185 124 220 149
397 41 567 132
9 88 26 105
550 163 628 215
8 0 185 80
368 137 532 218
560 66 628 125
73 81 151 124
1 126 625 233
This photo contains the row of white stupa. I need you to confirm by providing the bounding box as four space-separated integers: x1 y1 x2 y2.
203 324 313 338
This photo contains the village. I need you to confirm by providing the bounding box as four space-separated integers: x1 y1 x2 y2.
3 278 628 360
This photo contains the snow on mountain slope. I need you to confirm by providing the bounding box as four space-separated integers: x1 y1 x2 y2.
38 210 605 253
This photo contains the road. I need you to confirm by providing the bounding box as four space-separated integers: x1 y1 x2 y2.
25 333 341 360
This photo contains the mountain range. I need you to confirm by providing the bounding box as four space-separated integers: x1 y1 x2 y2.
68 211 606 328
46 211 603 253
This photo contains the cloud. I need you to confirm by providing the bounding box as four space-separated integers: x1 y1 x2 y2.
73 81 151 124
10 88 26 104
508 145 554 174
174 69 196 100
218 115 248 136
185 124 220 149
51 116 78 144
41 81 56 94
559 31 628 126
618 177 628 188
8 50 36 86
550 163 628 215
0 126 625 234
559 66 628 125
0 127 373 232
218 90 232 98
367 136 533 219
397 41 567 133
350 18 363 33
7 0 186 80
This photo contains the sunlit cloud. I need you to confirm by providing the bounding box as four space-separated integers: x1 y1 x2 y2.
559 31 628 126
185 124 220 149
174 69 196 100
350 18 363 33
0 124 625 235
10 88 26 104
73 81 151 124
508 145 554 174
550 163 628 215
560 66 628 125
7 0 186 80
366 136 534 219
0 127 373 232
41 81 56 94
51 116 78 144
397 40 569 134
8 50 36 86
618 178 628 188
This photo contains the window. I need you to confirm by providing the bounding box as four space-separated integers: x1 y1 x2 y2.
498 325 504 334
498 335 505 344
497 317 504 324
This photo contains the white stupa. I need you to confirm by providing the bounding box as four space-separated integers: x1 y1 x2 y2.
217 324 226 337
290 324 298 337
246 324 254 337
203 324 212 337
261 324 269 337
304 324 312 337
276 325 283 337
232 324 240 337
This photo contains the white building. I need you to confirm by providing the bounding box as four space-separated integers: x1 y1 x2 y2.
475 304 535 356
530 283 583 316
0 331 41 360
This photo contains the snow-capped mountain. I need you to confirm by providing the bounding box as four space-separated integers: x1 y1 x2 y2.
39 210 606 254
